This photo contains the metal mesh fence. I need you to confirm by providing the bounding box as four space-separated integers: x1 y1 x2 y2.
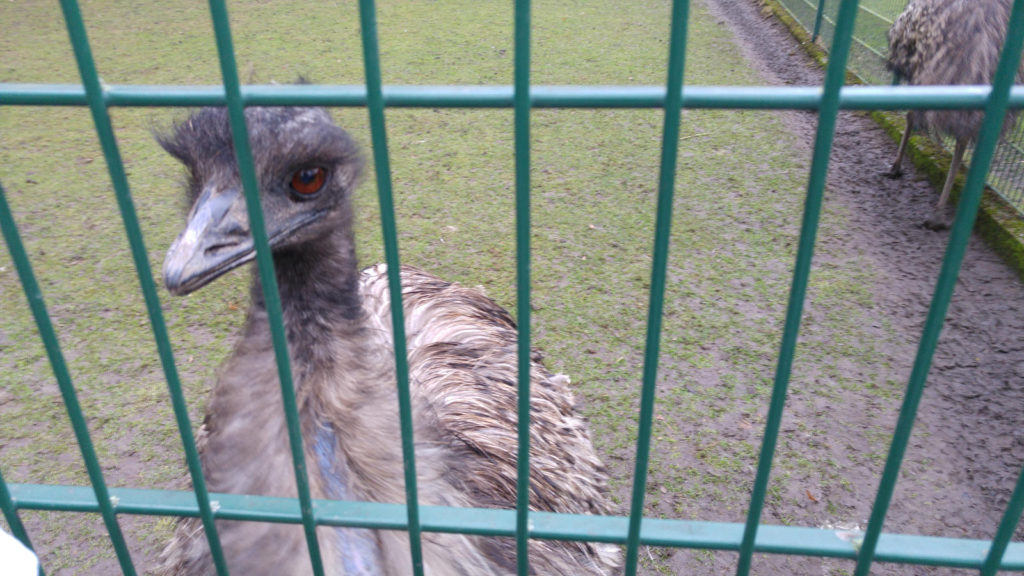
775 0 1024 216
2 0 1024 575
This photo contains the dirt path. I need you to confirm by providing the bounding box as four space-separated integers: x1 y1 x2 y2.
667 0 1024 574
3 2 1022 575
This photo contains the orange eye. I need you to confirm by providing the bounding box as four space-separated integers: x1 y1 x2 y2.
290 167 327 196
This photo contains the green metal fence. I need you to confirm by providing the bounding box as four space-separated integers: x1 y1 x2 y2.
2 0 1024 575
777 0 1024 218
784 0 906 85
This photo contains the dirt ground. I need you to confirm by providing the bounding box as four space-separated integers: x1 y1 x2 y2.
4 1 1023 574
649 0 1024 574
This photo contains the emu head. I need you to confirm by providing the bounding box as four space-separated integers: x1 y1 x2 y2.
160 107 363 296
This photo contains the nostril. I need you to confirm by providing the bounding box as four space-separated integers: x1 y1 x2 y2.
205 241 241 255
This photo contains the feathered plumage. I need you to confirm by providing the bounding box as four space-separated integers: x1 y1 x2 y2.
155 106 622 575
885 0 1021 229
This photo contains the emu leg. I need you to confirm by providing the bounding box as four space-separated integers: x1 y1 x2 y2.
923 137 968 231
885 112 913 178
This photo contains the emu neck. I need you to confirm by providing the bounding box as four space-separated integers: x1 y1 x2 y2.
240 225 408 504
249 227 363 370
201 226 397 574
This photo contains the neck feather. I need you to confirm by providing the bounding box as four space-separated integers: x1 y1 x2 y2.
249 227 362 367
242 226 409 503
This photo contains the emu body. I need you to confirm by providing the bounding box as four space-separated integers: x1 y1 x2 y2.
885 0 1021 230
156 106 621 575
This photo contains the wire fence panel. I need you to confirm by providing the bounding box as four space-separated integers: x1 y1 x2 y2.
775 0 1024 216
2 0 1024 575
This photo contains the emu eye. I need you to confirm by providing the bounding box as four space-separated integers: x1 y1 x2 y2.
290 167 327 196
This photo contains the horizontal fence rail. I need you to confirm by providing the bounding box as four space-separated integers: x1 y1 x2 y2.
5 83 1024 109
2 0 1024 575
6 483 1024 570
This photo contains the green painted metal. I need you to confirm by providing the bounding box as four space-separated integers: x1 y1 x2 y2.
54 1 231 573
0 469 42 576
0 170 136 576
204 1 325 574
775 0 904 85
8 482 1024 570
811 0 827 41
624 1 690 575
0 177 136 569
7 82 1024 110
983 464 1024 576
512 0 534 574
855 1 1024 574
736 0 862 574
5 1 1024 574
355 1 425 574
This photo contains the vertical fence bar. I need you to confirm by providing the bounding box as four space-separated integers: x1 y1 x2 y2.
981 463 1024 576
623 1 689 574
5 2 1024 574
512 0 533 574
204 2 325 574
736 1 861 575
0 466 39 571
811 0 827 42
355 1 425 574
854 2 1024 574
0 179 136 575
0 472 44 576
52 2 230 573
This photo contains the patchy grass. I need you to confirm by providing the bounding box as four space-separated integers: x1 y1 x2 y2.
1 0 907 574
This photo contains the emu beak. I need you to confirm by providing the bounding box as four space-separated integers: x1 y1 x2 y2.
164 185 254 296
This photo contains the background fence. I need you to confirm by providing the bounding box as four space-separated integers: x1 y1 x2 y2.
775 0 1024 217
3 0 1024 575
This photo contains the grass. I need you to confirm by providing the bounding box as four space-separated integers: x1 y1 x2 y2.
2 0 911 574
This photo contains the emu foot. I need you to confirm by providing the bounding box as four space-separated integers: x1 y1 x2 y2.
921 215 951 231
883 165 904 179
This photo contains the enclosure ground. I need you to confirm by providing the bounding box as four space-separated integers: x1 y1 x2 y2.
1 1 1023 575
655 1 1024 574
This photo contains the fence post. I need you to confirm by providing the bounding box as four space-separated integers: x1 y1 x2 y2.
811 0 827 42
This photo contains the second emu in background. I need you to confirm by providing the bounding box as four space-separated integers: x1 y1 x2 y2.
885 0 1022 229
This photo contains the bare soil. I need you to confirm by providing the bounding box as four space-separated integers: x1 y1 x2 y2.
4 2 1023 575
649 0 1024 574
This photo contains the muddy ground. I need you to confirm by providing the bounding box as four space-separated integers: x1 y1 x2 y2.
649 0 1024 574
3 1 1023 574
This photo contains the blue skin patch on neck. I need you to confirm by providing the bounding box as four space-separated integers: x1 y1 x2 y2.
314 425 385 575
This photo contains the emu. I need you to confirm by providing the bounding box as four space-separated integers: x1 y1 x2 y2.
156 106 622 575
885 0 1020 230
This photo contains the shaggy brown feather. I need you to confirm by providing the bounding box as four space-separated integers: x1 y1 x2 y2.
887 0 1020 141
155 106 622 575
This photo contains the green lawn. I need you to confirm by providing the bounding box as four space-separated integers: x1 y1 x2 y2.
1 1 899 574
